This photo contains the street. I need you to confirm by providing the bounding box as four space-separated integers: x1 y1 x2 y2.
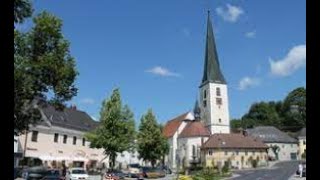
88 174 176 180
230 161 300 180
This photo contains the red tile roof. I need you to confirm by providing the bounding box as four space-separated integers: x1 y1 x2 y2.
202 133 268 149
163 112 191 138
179 120 210 138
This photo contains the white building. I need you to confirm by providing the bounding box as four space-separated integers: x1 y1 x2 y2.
163 11 231 171
17 101 140 170
247 126 299 161
198 11 230 134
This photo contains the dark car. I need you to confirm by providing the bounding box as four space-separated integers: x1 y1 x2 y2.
103 169 126 180
159 165 172 174
41 169 63 180
21 166 48 180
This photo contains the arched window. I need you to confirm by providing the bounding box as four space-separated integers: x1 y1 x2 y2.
216 87 221 96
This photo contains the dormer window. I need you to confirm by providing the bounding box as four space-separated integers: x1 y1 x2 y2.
216 87 221 96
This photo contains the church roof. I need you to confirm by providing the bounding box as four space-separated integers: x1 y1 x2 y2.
201 11 226 87
179 120 210 138
202 133 267 149
163 112 193 138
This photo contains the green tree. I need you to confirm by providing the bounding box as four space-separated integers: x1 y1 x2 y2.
281 87 306 130
85 89 135 170
14 2 78 136
137 109 169 167
14 0 33 24
241 102 281 128
230 119 242 130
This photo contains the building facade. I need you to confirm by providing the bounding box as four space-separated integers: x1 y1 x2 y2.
201 134 268 169
17 102 140 170
247 126 299 161
296 128 306 159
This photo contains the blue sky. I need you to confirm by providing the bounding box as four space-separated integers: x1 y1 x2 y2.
24 0 305 124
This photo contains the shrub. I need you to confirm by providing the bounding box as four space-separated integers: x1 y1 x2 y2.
222 162 229 173
251 159 257 168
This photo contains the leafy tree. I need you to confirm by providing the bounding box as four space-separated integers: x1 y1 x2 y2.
85 89 135 170
14 1 78 136
230 119 242 130
137 109 169 167
241 102 281 128
14 0 33 24
281 87 306 130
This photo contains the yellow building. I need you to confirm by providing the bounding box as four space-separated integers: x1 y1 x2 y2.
201 133 268 169
296 128 306 159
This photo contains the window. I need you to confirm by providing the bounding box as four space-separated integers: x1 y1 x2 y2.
31 131 38 142
216 87 221 96
73 136 77 145
208 150 213 156
225 151 228 155
204 90 207 99
219 118 221 123
216 98 222 105
203 100 207 107
54 133 59 143
63 135 67 144
82 138 86 146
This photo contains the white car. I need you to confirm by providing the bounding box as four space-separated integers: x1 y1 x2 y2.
66 168 89 180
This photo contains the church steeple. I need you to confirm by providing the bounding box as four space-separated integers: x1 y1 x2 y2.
201 11 226 86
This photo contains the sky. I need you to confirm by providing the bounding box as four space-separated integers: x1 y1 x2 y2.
22 0 306 124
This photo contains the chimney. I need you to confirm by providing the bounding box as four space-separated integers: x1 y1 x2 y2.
243 129 248 136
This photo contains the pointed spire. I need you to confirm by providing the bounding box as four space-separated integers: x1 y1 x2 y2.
201 11 226 86
193 99 201 120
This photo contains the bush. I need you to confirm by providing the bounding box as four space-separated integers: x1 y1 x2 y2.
222 162 229 174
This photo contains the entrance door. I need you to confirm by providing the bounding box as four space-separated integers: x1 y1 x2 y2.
73 161 84 168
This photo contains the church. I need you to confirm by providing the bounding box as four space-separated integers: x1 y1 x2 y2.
163 11 231 170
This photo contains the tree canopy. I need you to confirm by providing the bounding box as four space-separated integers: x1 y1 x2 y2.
137 109 169 167
231 87 306 132
85 89 136 169
14 0 78 135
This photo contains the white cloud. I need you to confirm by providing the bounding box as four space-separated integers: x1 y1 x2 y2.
238 77 260 90
245 31 256 38
269 44 306 77
146 66 181 77
80 98 95 105
216 4 244 23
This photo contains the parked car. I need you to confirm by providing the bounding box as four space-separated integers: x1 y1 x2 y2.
22 166 48 180
141 167 165 179
103 169 126 180
159 165 172 174
127 164 142 178
65 168 89 180
41 169 63 180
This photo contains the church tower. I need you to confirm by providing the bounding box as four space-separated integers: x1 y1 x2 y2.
199 11 230 134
